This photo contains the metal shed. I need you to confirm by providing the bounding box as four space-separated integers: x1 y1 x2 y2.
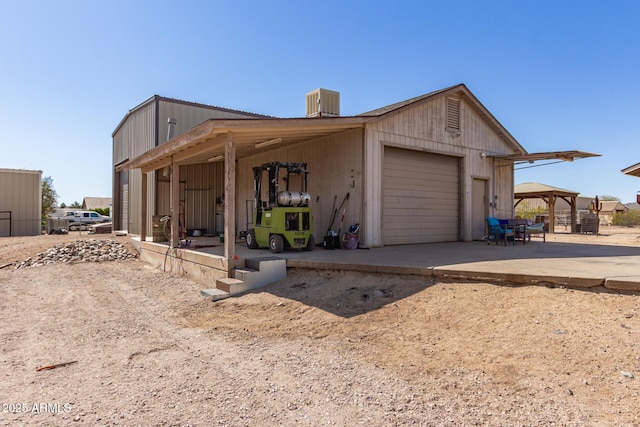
0 168 42 236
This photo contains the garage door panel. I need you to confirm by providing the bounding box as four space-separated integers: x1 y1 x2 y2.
385 181 458 194
383 147 459 244
384 206 458 218
384 210 459 225
385 156 456 172
385 231 456 245
385 188 459 201
383 221 459 233
384 169 458 184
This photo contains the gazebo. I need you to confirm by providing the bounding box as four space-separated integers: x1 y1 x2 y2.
514 183 579 233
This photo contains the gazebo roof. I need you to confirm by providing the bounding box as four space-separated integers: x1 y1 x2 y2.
515 182 578 198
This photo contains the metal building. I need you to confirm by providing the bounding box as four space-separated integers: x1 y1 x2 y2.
0 168 42 236
114 84 597 250
112 95 270 236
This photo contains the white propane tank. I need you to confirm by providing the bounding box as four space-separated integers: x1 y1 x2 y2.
278 191 311 206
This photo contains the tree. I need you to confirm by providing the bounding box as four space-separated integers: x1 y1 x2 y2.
60 202 67 208
94 208 110 216
70 201 81 208
41 176 58 222
515 200 547 221
599 194 620 201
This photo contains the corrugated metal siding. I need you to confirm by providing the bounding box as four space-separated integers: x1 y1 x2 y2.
383 147 460 244
0 169 42 236
112 101 156 162
128 105 157 158
128 169 142 235
113 130 127 165
182 163 224 235
155 163 224 237
114 98 255 237
121 183 128 231
237 129 364 244
157 100 260 145
114 170 128 231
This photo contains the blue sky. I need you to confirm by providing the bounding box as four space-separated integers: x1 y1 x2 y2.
1 1 639 205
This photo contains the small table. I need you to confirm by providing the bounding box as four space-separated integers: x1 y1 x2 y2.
508 219 529 244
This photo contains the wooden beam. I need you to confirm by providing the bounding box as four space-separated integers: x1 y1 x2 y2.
141 156 173 174
224 133 236 277
571 195 577 233
172 133 227 163
141 172 147 241
548 192 555 234
170 158 180 247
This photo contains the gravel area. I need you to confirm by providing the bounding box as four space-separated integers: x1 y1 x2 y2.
1 230 639 426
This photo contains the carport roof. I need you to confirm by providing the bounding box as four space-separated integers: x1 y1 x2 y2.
115 116 372 173
622 162 640 177
491 150 600 164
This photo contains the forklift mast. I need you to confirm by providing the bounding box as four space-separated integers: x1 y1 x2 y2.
253 162 309 210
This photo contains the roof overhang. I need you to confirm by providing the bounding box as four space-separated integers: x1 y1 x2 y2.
622 162 640 178
115 116 372 173
490 150 600 165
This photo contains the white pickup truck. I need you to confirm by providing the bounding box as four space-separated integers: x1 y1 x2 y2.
63 211 111 230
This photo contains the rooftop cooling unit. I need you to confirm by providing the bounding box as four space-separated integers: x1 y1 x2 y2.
306 88 340 118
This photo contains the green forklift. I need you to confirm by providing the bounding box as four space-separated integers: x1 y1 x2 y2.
246 162 315 253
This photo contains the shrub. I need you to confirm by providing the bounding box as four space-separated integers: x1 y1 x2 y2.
612 210 640 227
93 208 111 217
515 201 547 221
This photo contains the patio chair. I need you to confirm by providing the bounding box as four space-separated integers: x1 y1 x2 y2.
486 217 515 246
525 222 546 242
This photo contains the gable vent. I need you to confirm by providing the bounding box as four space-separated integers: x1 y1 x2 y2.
446 97 461 134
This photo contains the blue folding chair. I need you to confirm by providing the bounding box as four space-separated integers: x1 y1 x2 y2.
486 217 514 246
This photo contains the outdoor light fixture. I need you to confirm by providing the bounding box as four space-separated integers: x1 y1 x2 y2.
207 155 224 162
255 138 282 148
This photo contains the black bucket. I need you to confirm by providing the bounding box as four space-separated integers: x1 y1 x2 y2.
323 234 339 250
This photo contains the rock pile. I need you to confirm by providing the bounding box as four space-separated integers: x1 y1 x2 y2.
15 239 137 269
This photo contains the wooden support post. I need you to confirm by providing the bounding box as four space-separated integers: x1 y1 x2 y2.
571 195 577 233
548 192 555 234
141 172 147 241
170 158 180 247
224 133 236 277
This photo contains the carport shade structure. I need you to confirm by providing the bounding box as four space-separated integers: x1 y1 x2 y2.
622 162 640 178
114 116 372 277
490 150 600 233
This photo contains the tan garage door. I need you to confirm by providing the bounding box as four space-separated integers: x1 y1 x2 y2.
383 147 460 244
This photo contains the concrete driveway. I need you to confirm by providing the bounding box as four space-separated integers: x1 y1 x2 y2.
224 232 640 292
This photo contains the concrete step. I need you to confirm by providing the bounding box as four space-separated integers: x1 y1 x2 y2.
201 257 287 299
236 257 287 291
215 277 245 293
200 288 230 301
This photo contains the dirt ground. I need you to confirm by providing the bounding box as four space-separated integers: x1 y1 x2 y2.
1 228 639 426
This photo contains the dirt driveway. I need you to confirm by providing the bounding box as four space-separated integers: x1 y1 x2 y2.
1 230 639 426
